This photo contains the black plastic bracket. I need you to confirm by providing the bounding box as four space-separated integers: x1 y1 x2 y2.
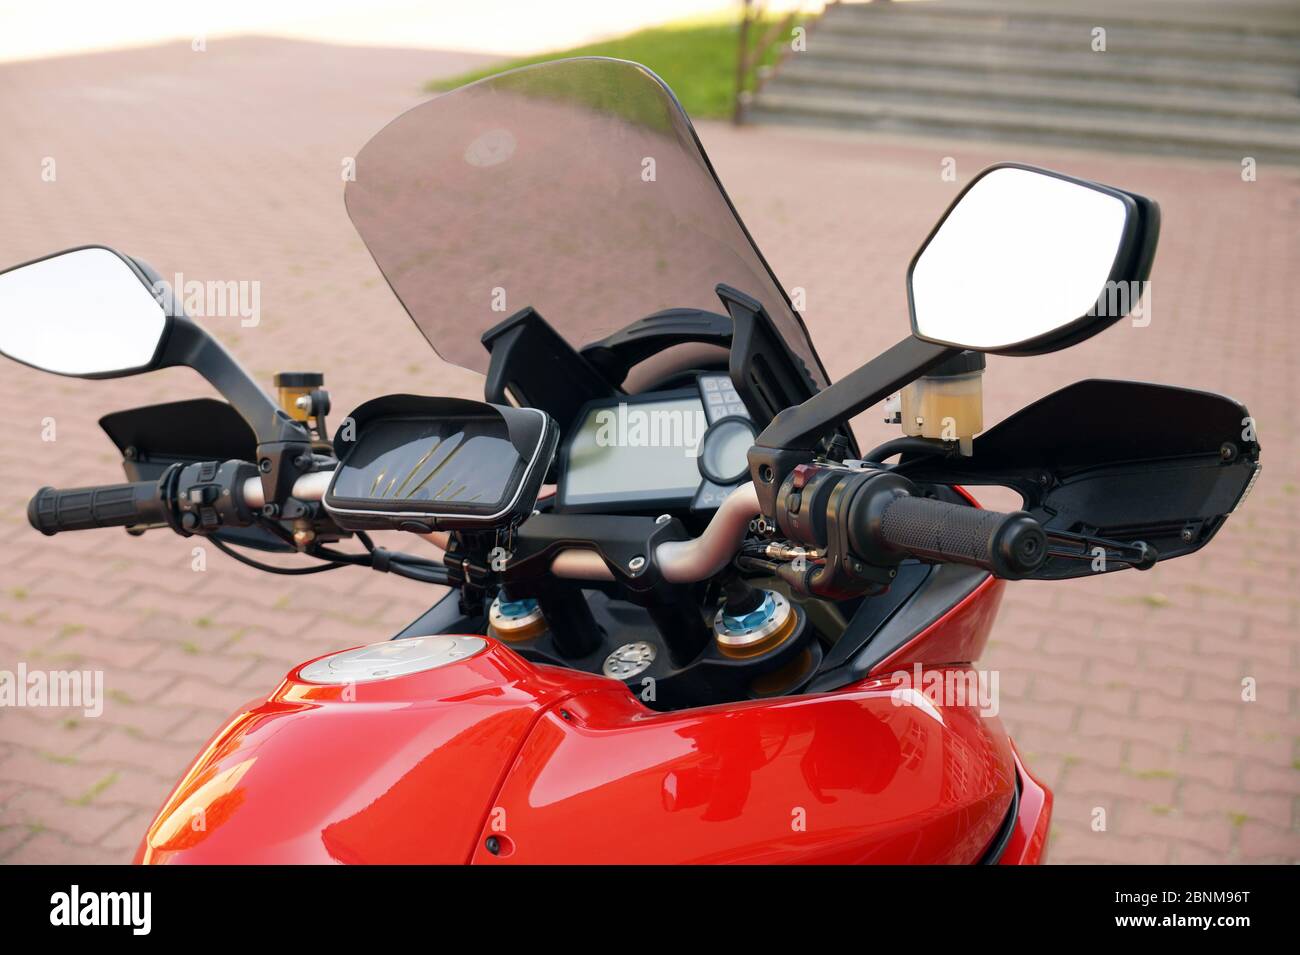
716 284 823 433
150 311 312 512
580 307 733 386
481 307 618 438
757 335 957 452
745 335 958 516
500 512 689 595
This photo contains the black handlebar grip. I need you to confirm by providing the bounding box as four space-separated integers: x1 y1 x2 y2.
875 494 1047 578
27 482 166 536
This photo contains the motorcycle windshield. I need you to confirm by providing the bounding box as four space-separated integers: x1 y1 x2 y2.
345 57 827 386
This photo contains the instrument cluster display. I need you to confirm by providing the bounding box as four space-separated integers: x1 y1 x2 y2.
557 375 756 512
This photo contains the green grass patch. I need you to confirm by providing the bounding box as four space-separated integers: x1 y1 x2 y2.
425 12 804 120
72 772 118 806
1132 768 1176 781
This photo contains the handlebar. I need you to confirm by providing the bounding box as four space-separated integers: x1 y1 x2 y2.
655 483 760 583
240 470 332 509
26 458 1047 591
25 464 333 537
772 464 1047 595
867 492 1046 578
27 482 167 536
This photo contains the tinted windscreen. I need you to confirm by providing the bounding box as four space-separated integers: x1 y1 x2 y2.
345 57 826 385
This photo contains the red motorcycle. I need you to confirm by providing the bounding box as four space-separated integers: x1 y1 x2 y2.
0 58 1258 864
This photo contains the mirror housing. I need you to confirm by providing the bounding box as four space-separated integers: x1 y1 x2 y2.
907 163 1160 356
0 245 312 505
752 163 1161 499
0 247 169 377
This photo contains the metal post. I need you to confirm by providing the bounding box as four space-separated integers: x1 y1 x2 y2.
734 0 755 125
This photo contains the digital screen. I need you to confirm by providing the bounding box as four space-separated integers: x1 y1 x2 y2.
332 417 522 511
561 397 707 507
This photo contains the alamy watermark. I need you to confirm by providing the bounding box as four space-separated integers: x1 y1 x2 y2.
50 885 150 935
0 663 104 717
888 663 1000 718
1090 279 1151 326
593 402 706 457
152 272 261 327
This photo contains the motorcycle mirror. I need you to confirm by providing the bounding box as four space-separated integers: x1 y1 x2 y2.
0 246 170 377
907 164 1158 356
0 243 310 483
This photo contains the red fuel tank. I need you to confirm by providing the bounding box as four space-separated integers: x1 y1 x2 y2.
137 635 1017 864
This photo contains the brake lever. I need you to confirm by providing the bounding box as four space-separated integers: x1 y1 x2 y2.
1044 529 1158 571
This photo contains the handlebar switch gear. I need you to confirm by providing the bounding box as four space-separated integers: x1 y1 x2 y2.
172 459 261 536
773 465 901 600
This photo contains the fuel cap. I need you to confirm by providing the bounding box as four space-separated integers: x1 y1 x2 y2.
299 635 487 684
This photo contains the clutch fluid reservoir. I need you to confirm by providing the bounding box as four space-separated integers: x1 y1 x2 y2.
900 350 985 455
274 372 324 422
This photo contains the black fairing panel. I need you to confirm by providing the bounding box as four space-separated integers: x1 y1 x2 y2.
898 380 1260 579
99 397 287 552
100 398 257 468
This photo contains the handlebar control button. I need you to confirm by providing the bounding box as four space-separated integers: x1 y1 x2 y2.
791 464 818 491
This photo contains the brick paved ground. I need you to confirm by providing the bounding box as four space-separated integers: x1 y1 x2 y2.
0 37 1296 863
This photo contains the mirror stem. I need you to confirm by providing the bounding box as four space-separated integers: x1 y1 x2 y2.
156 317 304 444
156 316 313 510
755 336 958 451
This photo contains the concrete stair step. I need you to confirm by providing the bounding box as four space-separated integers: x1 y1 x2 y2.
750 90 1300 163
816 4 1300 66
828 0 1300 40
804 36 1300 94
803 31 1299 79
769 61 1300 128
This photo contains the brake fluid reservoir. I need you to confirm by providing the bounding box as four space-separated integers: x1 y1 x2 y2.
900 351 985 455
